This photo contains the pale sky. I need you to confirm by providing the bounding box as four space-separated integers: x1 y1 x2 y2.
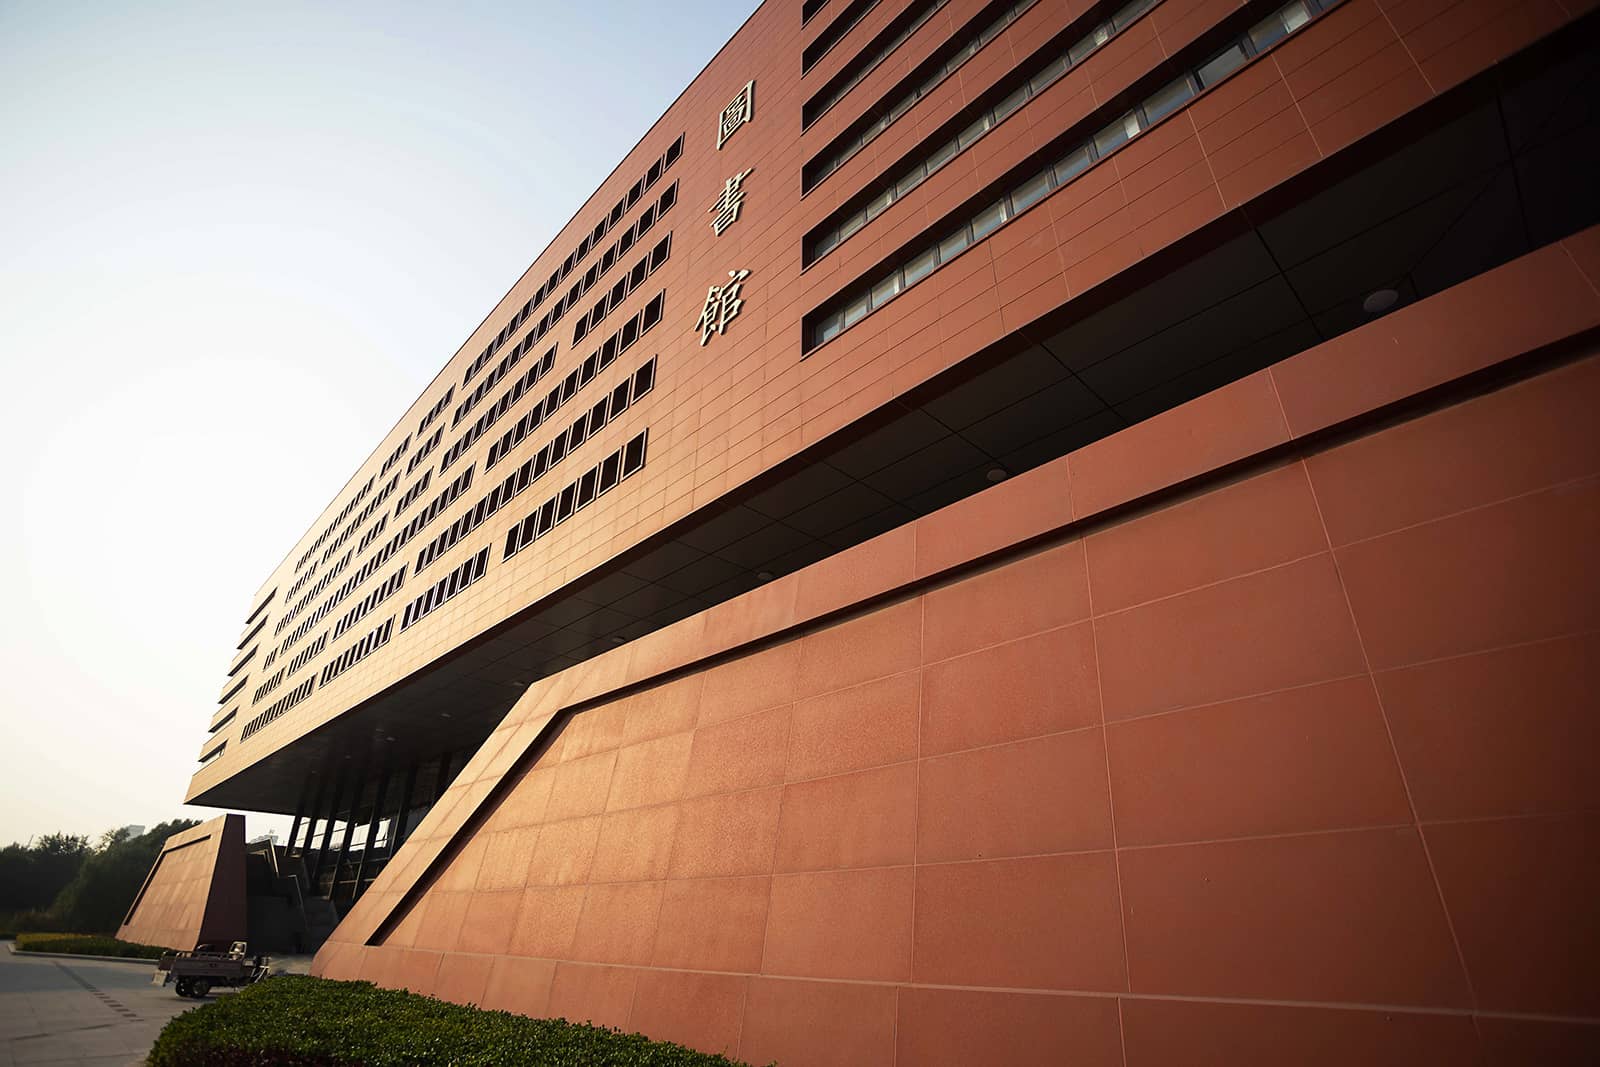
0 0 759 847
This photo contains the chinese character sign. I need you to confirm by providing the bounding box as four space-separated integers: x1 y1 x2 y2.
717 80 754 150
709 168 753 237
696 269 751 346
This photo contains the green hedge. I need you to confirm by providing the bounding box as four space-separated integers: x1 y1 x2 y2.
14 932 168 959
150 975 759 1066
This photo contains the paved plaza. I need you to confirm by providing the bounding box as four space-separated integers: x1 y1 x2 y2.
0 945 200 1067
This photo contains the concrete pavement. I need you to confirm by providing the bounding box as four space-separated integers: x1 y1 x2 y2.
0 943 202 1067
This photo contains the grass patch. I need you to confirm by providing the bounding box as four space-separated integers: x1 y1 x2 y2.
14 932 168 958
150 975 758 1066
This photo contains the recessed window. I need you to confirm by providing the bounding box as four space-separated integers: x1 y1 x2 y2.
870 271 903 309
1143 75 1197 123
903 247 938 286
802 0 1345 355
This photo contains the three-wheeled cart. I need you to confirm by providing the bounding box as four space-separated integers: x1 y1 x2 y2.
155 941 271 998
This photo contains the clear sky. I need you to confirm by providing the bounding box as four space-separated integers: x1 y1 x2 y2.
0 0 759 847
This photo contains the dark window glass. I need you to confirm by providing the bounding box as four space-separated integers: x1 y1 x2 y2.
642 292 664 330
598 452 621 491
622 432 647 476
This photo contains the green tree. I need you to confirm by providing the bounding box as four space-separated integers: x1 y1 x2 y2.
0 833 90 914
49 820 199 934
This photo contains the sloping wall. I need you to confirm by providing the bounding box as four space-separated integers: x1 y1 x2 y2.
312 232 1600 1065
118 813 247 950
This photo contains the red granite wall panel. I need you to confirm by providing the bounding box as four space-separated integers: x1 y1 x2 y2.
117 814 246 951
308 227 1600 1061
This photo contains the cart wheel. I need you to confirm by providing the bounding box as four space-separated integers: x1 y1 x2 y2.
191 978 212 998
175 978 191 998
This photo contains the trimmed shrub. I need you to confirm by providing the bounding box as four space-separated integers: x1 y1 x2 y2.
149 976 759 1066
14 932 168 959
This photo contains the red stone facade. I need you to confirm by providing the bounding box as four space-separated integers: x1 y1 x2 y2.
119 814 247 951
159 0 1600 1058
312 232 1600 1063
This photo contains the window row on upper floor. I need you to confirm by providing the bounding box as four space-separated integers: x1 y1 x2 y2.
332 563 408 642
572 233 672 347
804 0 1045 192
417 356 657 575
276 547 355 638
416 387 454 437
805 0 947 128
488 291 665 470
440 348 559 473
503 430 649 561
405 425 443 476
319 472 403 567
276 465 475 657
378 434 411 477
400 547 489 632
240 676 315 742
451 181 677 437
320 615 397 688
805 0 1346 350
805 0 883 75
460 136 683 390
294 474 376 574
395 471 432 521
806 0 1162 266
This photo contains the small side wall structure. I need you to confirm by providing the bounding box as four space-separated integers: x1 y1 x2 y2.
314 232 1600 1065
118 813 247 950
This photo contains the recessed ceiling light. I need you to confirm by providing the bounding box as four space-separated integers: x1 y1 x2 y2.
1362 288 1400 314
756 571 775 582
986 467 1008 483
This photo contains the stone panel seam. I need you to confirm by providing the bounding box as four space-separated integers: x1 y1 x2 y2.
1294 453 1483 1015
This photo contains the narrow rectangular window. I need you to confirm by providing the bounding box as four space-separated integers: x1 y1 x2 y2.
622 432 647 477
599 452 621 491
633 357 656 395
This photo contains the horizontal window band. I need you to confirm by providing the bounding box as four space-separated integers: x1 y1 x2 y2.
803 0 1345 354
